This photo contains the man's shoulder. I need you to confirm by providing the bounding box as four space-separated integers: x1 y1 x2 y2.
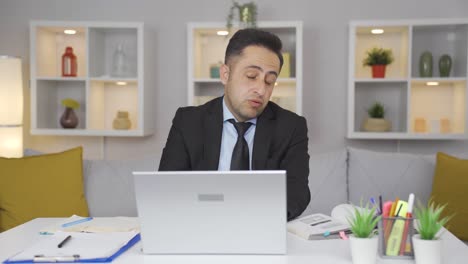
174 96 222 118
266 101 305 122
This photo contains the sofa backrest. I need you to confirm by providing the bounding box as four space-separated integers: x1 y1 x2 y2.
83 158 157 217
347 147 468 207
347 147 436 206
80 147 467 219
301 149 348 216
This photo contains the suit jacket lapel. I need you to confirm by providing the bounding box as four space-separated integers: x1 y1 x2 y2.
202 97 223 170
252 104 275 170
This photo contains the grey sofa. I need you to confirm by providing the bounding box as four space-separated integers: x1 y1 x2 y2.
82 147 468 218
304 147 451 216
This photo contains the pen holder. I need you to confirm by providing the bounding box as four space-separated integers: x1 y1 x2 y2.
378 217 415 259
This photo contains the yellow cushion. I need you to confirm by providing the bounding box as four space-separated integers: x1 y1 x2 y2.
431 152 468 240
0 147 89 232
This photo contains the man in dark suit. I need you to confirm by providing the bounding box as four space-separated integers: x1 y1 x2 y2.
159 28 310 220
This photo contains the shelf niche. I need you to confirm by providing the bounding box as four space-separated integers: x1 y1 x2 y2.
354 82 408 133
412 24 468 78
35 26 87 78
410 80 466 134
354 26 409 79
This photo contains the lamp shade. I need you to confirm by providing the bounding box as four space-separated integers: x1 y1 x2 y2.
0 56 23 157
0 56 23 124
0 126 23 157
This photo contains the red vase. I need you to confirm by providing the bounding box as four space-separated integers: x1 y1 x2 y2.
62 46 77 77
372 65 386 78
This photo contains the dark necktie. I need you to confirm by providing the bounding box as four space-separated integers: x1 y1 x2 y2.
228 119 252 170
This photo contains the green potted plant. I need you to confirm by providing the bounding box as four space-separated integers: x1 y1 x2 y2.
412 201 452 264
363 47 394 78
347 203 382 264
226 1 257 33
60 98 80 129
362 102 391 132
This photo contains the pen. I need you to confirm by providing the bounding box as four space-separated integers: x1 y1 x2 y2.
370 197 380 214
399 193 415 255
34 254 80 262
389 197 399 217
310 219 331 226
382 201 393 249
379 195 383 215
394 203 403 217
57 235 72 248
385 201 408 256
385 197 399 242
62 217 93 228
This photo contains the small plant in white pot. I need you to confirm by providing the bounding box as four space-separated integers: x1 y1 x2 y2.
413 201 452 264
362 102 391 132
347 203 382 264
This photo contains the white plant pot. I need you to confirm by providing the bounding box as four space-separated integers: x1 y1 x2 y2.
349 235 378 264
412 234 442 264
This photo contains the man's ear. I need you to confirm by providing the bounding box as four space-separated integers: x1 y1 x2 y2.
220 64 229 85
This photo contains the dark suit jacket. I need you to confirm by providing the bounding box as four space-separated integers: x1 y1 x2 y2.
159 96 310 220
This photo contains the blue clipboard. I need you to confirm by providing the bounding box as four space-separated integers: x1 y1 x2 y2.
3 234 141 263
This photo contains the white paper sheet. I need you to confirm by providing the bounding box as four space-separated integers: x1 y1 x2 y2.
8 231 138 261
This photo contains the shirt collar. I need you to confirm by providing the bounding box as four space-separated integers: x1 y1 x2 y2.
222 97 257 125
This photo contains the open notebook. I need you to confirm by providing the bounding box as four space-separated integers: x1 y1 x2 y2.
39 215 140 234
5 231 140 263
287 204 356 240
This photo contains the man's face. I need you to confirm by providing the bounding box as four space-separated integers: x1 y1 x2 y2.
220 45 280 122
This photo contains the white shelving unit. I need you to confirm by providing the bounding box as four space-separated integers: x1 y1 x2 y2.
30 21 156 136
187 21 303 115
348 19 468 139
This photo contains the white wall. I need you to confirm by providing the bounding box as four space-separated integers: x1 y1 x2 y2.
1 0 467 160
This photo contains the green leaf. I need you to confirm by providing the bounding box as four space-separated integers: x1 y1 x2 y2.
363 47 394 66
367 102 385 118
347 201 382 238
414 200 453 240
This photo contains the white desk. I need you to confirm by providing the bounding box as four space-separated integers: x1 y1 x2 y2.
1 218 467 264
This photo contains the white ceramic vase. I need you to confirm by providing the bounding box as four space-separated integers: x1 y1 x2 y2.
412 234 442 264
349 235 378 264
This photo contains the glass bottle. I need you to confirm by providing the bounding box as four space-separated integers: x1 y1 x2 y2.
111 43 127 77
62 46 77 77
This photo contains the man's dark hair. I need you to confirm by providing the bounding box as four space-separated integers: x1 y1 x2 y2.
224 28 283 70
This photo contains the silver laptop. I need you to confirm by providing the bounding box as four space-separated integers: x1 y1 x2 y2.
132 170 287 255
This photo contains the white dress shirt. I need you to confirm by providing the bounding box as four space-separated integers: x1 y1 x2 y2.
218 98 257 170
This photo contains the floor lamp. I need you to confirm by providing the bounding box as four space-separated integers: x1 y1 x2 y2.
0 56 23 158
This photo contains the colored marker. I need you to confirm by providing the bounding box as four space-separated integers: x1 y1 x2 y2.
386 200 408 256
399 193 415 256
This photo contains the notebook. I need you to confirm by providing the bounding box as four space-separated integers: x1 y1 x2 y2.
132 170 287 254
